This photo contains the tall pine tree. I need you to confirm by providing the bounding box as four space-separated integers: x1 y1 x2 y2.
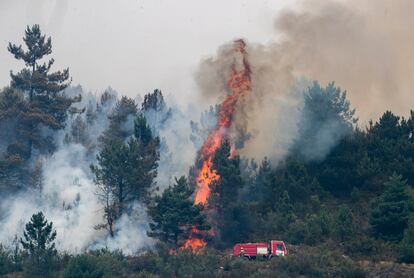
211 141 248 246
91 114 160 237
6 24 80 156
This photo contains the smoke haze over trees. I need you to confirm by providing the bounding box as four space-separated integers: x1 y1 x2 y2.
1 0 414 276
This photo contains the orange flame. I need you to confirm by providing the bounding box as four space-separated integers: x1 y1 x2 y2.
181 227 208 253
183 39 252 252
195 157 219 205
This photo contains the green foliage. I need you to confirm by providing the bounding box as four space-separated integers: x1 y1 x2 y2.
313 132 367 196
99 96 137 144
127 245 366 278
190 105 219 149
20 211 57 278
287 208 333 245
141 89 171 132
277 248 366 278
0 244 15 275
247 157 273 213
134 113 156 146
0 25 80 189
273 159 322 205
90 249 128 278
142 89 166 112
351 187 361 202
399 219 414 263
370 174 414 242
131 247 224 278
363 111 414 188
64 115 90 146
63 254 103 278
6 25 80 155
0 87 31 188
91 114 160 237
334 205 355 242
148 176 209 246
291 81 357 162
211 141 247 246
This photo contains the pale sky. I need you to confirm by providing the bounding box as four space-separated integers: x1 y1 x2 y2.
0 0 294 103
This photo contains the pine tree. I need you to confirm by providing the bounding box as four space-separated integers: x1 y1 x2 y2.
370 174 414 241
249 157 273 213
20 212 57 278
91 139 128 236
0 87 30 188
211 141 247 246
99 96 137 144
273 159 321 205
290 81 357 161
190 105 219 150
334 205 355 242
91 114 159 237
64 115 90 146
6 25 81 156
141 89 171 132
148 176 209 246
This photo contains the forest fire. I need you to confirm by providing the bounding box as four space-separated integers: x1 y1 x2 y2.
181 227 208 251
183 39 252 252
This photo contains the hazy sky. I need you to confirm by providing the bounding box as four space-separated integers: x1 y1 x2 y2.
0 0 294 103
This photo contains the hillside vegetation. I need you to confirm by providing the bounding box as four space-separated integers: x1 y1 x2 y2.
1 25 414 278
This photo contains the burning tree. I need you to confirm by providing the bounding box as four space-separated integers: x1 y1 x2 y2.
183 39 252 251
148 176 210 247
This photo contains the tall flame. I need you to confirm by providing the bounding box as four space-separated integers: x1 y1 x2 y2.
183 39 252 252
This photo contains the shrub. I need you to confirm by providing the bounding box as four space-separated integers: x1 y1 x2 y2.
399 219 414 263
0 244 14 275
63 254 103 278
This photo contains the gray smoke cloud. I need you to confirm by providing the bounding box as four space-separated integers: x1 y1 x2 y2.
274 0 414 122
196 0 414 163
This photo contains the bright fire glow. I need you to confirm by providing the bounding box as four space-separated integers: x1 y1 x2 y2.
183 39 252 252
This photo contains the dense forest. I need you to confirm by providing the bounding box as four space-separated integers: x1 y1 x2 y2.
1 25 414 278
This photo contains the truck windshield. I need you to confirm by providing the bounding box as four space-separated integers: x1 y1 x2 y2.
276 244 283 251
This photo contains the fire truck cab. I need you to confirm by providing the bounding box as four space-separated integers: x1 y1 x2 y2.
233 240 287 259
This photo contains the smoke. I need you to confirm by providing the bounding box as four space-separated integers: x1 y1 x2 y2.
274 0 414 122
153 106 197 190
2 0 413 253
0 85 200 254
0 87 157 255
47 0 69 35
196 0 414 163
195 40 302 163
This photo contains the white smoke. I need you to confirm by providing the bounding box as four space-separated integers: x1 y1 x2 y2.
0 85 205 254
143 93 198 191
0 87 158 255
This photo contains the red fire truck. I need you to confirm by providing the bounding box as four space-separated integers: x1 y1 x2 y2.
233 240 287 259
